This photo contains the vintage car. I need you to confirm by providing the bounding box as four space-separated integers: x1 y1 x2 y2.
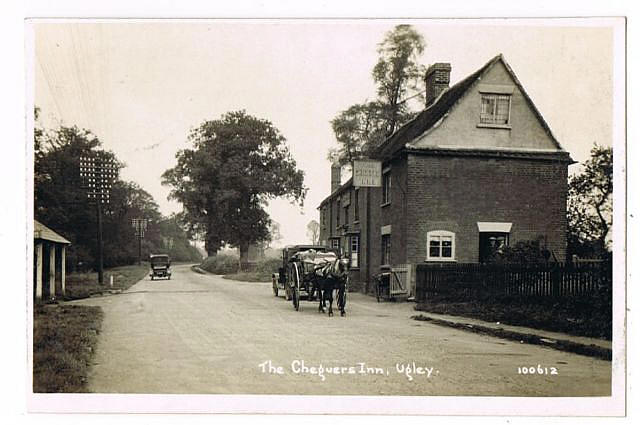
149 254 171 280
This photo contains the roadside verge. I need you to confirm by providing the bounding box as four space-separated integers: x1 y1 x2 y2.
412 313 611 361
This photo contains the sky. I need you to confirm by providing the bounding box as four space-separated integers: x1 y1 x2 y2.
32 19 619 248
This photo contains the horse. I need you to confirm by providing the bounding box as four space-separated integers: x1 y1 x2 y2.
313 257 349 317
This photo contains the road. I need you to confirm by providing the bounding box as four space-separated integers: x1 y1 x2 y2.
75 264 611 396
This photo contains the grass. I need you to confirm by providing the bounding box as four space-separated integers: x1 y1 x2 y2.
64 264 148 300
415 293 612 340
33 304 104 393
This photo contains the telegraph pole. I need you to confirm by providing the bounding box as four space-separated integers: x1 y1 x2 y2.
80 154 117 284
132 218 148 265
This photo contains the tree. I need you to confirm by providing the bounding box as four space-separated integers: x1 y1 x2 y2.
162 110 307 266
567 144 613 258
267 221 283 248
328 102 387 166
328 25 426 165
154 214 203 262
34 114 196 270
306 220 320 245
372 24 426 136
34 124 109 270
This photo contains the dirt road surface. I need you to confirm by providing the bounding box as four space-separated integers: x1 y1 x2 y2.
75 264 611 396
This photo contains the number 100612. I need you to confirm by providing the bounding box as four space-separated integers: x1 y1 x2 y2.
518 365 558 375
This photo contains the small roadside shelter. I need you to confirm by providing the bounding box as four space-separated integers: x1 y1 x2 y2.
34 220 71 301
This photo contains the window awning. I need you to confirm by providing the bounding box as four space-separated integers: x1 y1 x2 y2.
477 222 512 233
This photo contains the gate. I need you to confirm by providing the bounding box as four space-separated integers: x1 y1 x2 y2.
390 265 409 296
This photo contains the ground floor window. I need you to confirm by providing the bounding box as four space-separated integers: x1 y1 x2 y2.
330 238 340 254
427 230 456 261
381 234 391 266
350 235 359 268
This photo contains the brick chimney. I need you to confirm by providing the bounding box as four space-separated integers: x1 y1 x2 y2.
425 63 451 107
330 163 341 193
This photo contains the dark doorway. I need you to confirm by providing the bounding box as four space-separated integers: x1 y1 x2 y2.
479 232 509 263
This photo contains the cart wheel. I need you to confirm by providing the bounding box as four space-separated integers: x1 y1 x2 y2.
293 286 300 311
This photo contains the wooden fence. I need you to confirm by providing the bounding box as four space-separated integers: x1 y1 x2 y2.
415 261 612 302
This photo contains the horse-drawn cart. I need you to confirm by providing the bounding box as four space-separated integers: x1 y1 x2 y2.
272 245 349 316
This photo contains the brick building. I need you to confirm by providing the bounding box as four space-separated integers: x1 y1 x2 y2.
318 54 574 294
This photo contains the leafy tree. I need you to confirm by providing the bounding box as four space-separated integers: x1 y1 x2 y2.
328 25 426 165
34 125 110 271
103 180 163 267
372 24 426 136
266 221 283 248
34 114 198 270
328 102 387 166
567 144 613 258
154 214 203 262
162 110 307 266
306 220 320 245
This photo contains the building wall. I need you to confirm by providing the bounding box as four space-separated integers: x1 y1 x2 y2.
380 155 409 268
411 60 559 152
319 152 568 293
362 186 382 294
405 153 568 264
318 57 571 292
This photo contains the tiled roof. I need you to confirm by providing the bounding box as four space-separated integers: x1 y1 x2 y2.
34 220 71 244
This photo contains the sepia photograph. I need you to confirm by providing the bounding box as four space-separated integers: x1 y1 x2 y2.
25 16 625 415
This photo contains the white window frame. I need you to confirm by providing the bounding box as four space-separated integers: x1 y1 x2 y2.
350 235 359 269
426 230 456 262
479 93 511 125
330 238 340 252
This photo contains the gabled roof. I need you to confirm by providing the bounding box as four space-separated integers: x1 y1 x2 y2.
372 54 566 160
34 220 71 244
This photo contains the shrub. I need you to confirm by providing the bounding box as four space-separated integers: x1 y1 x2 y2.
490 236 551 264
255 257 281 275
200 253 239 274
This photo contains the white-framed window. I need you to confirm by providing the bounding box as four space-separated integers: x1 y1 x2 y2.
330 238 340 253
426 230 456 261
382 170 391 205
350 235 359 268
480 94 511 125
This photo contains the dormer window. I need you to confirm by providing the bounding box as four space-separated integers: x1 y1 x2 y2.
480 94 511 125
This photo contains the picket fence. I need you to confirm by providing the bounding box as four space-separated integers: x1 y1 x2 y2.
414 261 611 302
